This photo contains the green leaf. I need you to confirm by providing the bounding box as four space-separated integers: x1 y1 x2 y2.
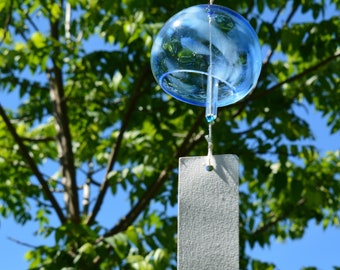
126 226 139 246
273 172 287 195
31 32 46 49
257 0 264 13
105 233 129 259
50 3 61 19
126 254 144 264
78 243 96 256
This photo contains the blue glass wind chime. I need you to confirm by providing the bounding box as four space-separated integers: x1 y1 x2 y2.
150 1 262 170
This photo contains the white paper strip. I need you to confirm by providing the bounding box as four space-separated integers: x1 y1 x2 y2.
178 154 239 270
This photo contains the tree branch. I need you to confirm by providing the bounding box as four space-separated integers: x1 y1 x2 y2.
49 13 80 223
101 110 206 237
233 119 267 136
85 66 151 225
0 0 13 46
7 236 38 249
25 12 40 32
261 3 297 70
252 199 305 236
82 161 93 216
243 51 340 105
21 136 55 142
0 103 66 223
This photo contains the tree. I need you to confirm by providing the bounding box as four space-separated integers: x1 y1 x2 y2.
0 0 339 269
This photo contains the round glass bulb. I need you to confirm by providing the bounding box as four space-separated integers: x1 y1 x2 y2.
150 4 262 107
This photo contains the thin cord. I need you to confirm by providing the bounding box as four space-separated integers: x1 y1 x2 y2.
205 122 214 171
206 0 214 171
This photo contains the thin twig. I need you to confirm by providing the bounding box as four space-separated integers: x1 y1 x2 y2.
226 51 339 123
21 136 55 142
253 199 305 236
25 13 40 32
82 161 93 215
233 119 267 136
85 66 151 225
7 237 38 249
262 3 291 67
247 51 340 104
65 2 71 41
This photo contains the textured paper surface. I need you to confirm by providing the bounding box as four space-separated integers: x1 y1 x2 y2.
178 155 239 270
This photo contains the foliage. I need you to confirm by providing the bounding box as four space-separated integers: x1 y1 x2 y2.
0 0 339 269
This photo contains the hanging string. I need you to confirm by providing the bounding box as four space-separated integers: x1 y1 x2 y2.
205 122 214 171
206 2 218 123
205 0 214 171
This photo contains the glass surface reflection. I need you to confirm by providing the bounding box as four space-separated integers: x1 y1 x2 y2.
151 4 262 112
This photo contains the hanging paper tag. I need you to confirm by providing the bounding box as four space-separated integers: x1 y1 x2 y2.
178 154 239 270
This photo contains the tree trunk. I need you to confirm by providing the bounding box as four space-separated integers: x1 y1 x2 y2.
49 17 80 223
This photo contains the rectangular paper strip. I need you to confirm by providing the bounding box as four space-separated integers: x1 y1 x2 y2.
178 154 239 270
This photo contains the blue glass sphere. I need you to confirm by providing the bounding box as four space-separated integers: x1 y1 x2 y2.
150 4 262 107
